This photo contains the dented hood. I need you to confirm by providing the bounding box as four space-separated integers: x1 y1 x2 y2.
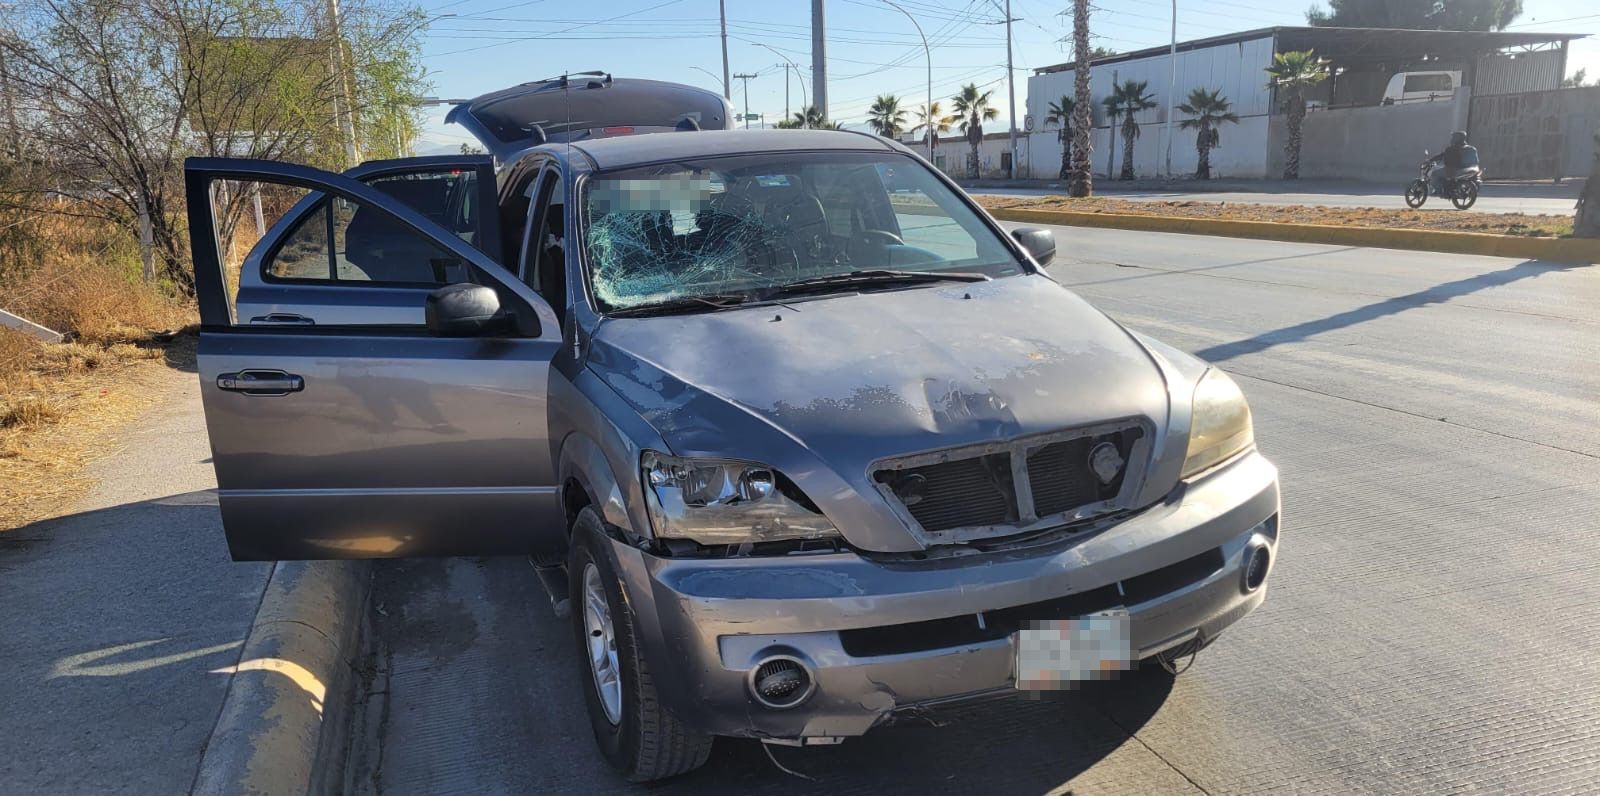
586 274 1173 550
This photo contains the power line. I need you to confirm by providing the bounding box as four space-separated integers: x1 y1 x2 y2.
423 0 686 58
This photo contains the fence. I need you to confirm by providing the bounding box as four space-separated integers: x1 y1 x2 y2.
1469 86 1600 180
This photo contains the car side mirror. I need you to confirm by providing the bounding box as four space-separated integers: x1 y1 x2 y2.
1010 227 1056 266
425 283 514 337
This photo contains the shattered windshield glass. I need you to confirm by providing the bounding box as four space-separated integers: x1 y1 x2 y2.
581 151 1023 312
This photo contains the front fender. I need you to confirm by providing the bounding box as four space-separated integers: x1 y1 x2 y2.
558 431 630 532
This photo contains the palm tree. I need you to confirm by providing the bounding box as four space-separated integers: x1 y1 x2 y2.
1265 49 1330 179
776 105 840 130
867 94 909 139
951 83 998 178
1068 0 1094 196
1100 94 1123 178
1176 88 1241 180
1045 95 1075 180
911 101 956 164
1109 80 1157 180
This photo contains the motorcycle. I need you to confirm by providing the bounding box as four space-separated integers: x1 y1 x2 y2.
1404 150 1482 210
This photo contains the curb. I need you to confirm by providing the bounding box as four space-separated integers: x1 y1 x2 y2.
192 560 372 796
988 207 1600 264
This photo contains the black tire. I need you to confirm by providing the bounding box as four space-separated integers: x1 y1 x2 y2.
1451 181 1479 210
568 508 713 782
1404 179 1428 209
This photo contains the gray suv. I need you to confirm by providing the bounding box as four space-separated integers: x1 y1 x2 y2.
187 124 1278 782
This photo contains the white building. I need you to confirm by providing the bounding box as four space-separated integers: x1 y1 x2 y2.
1022 26 1584 181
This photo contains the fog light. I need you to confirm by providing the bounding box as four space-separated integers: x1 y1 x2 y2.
749 656 815 709
1243 545 1271 592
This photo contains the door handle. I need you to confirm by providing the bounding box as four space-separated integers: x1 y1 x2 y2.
249 313 315 325
217 370 304 396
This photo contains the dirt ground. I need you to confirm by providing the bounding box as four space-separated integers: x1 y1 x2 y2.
973 195 1577 238
0 330 195 531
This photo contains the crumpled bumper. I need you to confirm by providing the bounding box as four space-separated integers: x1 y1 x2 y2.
605 451 1280 740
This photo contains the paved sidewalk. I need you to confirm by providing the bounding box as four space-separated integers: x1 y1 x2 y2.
0 372 272 793
964 177 1584 215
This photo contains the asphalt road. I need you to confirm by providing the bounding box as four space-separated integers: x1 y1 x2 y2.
972 181 1582 215
353 229 1600 793
0 374 274 792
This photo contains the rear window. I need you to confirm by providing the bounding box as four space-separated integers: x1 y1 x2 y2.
1403 74 1453 93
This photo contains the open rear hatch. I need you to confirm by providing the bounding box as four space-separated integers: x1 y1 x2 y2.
445 74 733 160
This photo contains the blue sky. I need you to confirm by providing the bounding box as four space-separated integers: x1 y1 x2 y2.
412 0 1600 151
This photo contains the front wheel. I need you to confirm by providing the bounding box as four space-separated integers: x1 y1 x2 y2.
1451 181 1479 210
1404 179 1428 209
569 508 713 781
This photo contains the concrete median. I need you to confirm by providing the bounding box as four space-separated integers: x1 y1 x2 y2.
191 560 372 796
988 206 1600 264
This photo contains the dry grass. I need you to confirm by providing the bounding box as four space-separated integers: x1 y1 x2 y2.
1 208 196 531
973 195 1577 238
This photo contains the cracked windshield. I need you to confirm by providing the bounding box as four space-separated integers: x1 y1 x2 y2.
583 153 1022 311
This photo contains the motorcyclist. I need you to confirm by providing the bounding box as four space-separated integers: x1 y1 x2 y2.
1427 131 1479 195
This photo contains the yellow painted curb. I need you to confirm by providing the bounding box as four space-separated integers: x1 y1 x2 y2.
988 207 1600 264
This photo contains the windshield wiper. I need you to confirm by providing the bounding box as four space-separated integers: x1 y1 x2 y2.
607 293 757 317
766 269 990 297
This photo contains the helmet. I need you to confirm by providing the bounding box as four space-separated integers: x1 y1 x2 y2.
1450 130 1468 146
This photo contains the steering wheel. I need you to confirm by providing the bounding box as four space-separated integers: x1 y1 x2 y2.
855 229 905 247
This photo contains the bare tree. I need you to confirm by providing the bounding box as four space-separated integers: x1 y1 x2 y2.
0 0 426 293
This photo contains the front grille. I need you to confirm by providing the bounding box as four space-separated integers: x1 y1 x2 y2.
873 423 1144 540
838 546 1225 658
876 453 1015 533
1027 439 1102 517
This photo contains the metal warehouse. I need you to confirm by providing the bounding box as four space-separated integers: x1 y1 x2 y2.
1022 26 1592 181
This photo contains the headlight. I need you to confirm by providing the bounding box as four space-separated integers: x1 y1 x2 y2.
1181 368 1254 478
640 451 839 545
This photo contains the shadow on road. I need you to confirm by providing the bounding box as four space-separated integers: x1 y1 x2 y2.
655 671 1176 794
1196 258 1583 363
0 490 271 792
364 556 1180 794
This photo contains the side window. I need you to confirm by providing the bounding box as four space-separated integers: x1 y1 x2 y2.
517 173 549 282
265 195 470 285
267 203 332 280
532 172 568 318
263 169 479 285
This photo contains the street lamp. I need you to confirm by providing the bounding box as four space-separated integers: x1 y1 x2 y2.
688 65 722 89
753 42 808 125
880 0 932 160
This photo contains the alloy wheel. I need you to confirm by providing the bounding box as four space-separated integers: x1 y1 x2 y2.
582 562 623 725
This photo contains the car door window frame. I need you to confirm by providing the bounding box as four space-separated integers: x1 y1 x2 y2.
258 157 503 288
517 170 552 283
188 157 558 339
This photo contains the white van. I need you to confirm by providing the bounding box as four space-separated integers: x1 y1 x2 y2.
1381 71 1461 105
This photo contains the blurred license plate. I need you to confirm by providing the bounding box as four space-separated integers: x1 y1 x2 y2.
1013 608 1132 690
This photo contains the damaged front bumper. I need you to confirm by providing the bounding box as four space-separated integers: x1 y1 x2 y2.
605 450 1280 741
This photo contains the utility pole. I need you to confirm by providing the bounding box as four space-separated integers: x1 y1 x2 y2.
719 0 731 101
1004 0 1019 179
754 42 807 125
1164 0 1177 178
733 72 758 129
811 0 827 121
326 0 359 165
